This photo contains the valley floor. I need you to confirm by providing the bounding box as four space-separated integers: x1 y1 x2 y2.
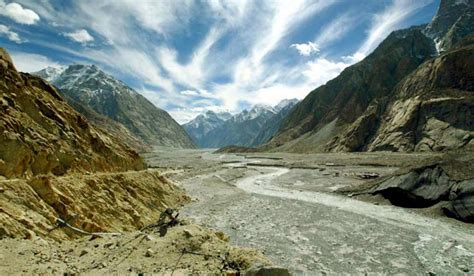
145 148 474 275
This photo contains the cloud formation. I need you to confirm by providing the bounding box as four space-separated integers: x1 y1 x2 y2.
0 24 21 43
5 0 436 123
64 29 94 44
0 1 39 24
10 52 62 72
290 42 320 56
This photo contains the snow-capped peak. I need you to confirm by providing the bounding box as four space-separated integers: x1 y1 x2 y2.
34 63 136 98
274 98 299 112
35 66 66 82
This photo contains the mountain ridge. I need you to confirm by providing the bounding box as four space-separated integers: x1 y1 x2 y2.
0 48 145 178
183 99 298 148
263 0 473 153
35 64 196 149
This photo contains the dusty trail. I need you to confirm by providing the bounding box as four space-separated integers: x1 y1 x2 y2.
179 154 474 275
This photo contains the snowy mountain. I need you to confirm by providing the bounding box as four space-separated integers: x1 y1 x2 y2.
34 64 196 149
183 99 298 148
183 111 232 146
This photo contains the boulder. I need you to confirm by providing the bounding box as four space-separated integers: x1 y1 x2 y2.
443 179 474 222
372 166 453 207
245 263 291 276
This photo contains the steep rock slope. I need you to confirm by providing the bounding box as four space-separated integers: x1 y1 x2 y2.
65 98 150 152
35 65 195 149
425 0 474 51
0 170 188 239
0 48 145 178
367 38 474 152
268 0 473 153
250 99 298 146
267 27 436 152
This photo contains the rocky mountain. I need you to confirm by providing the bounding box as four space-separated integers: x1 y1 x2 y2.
184 99 298 148
182 111 232 146
34 64 196 149
0 48 145 178
266 0 473 153
250 99 298 147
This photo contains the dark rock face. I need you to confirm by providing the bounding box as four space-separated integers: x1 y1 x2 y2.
35 65 196 149
444 179 474 222
371 159 474 222
367 42 474 152
425 0 474 51
373 166 453 207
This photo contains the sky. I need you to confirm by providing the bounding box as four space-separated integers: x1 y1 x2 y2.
0 0 440 123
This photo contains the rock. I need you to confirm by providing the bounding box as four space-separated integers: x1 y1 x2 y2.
79 249 89 257
145 234 154 241
245 264 291 276
373 165 453 207
215 231 230 242
458 264 470 273
33 238 49 247
443 179 474 222
356 172 380 179
144 248 153 257
183 229 194 238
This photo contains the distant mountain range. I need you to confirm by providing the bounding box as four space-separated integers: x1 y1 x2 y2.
263 0 474 153
35 65 196 150
183 99 298 148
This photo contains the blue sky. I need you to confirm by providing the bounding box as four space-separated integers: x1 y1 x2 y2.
0 0 439 123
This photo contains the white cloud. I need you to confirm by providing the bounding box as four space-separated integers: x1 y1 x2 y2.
303 57 351 86
8 0 434 124
342 52 366 64
0 24 21 43
313 12 359 49
180 90 199 96
86 47 175 92
64 29 94 44
290 42 319 56
0 2 40 25
10 52 62 72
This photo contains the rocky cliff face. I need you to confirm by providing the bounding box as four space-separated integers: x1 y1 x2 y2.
35 64 196 149
267 27 436 152
367 39 474 152
425 0 474 51
267 0 473 153
0 48 145 178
